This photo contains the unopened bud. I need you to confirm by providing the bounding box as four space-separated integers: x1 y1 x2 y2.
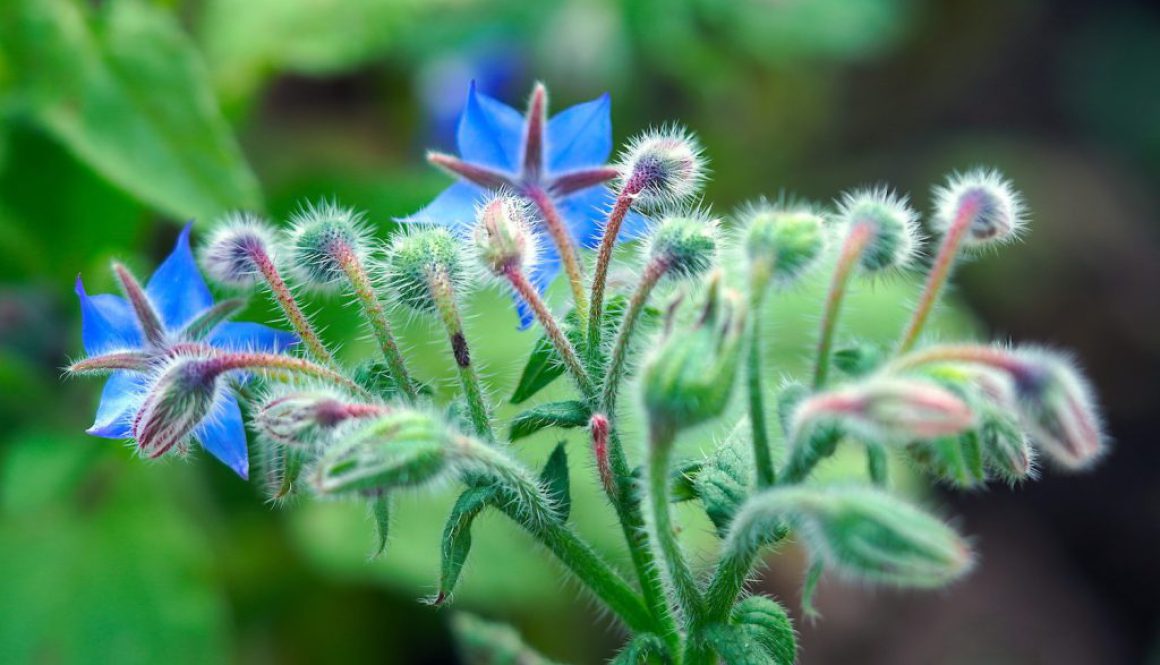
201 212 277 287
741 202 827 286
256 389 388 449
645 212 718 279
385 227 465 312
792 377 974 445
287 201 370 288
979 408 1036 483
618 127 705 208
311 409 453 495
933 168 1026 246
1010 349 1105 470
837 187 920 272
642 273 745 437
473 195 538 275
132 355 222 458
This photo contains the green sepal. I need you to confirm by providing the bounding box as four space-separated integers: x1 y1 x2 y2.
700 623 778 665
695 438 753 538
255 436 307 502
180 297 247 341
867 443 890 486
670 459 704 502
801 559 824 621
436 486 497 604
775 382 809 438
367 490 392 559
832 341 884 378
730 596 797 665
908 430 986 488
352 359 402 400
610 633 666 665
538 442 571 521
451 613 560 665
508 400 590 442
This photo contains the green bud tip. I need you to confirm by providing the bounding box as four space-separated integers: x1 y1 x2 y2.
473 194 539 276
933 168 1026 247
618 126 706 208
256 388 389 449
642 272 746 437
644 210 719 279
385 226 465 312
287 200 372 289
1010 348 1106 470
836 187 920 272
739 200 828 286
201 212 278 287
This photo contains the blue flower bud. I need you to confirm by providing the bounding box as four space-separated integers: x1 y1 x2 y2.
933 168 1026 247
836 187 920 272
201 212 279 287
618 126 706 208
1010 348 1106 470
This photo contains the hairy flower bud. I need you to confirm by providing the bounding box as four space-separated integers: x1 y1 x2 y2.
1009 349 1105 470
132 355 222 458
642 273 745 437
741 202 827 286
836 187 920 272
618 127 705 207
385 227 465 312
311 409 454 495
201 212 278 287
792 377 974 445
287 201 370 288
933 168 1026 246
256 389 387 449
645 212 719 279
473 195 538 275
979 408 1036 483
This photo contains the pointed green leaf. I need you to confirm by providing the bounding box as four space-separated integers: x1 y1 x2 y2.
731 596 797 665
701 623 778 665
696 436 753 538
509 400 590 442
368 491 392 559
538 443 571 521
610 633 666 664
437 486 497 604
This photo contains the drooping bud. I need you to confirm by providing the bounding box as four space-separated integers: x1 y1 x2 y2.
741 201 828 286
472 195 538 276
644 212 719 279
286 201 371 289
1009 348 1106 470
792 377 974 446
979 407 1036 483
132 355 222 458
311 409 454 495
836 187 920 273
201 212 278 287
641 272 746 438
932 168 1026 247
255 389 389 449
385 227 465 312
618 126 705 208
726 486 973 588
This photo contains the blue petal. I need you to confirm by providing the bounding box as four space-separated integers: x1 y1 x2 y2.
403 181 486 231
209 322 298 353
621 209 652 242
196 393 249 479
557 186 652 250
76 277 142 354
87 372 145 439
146 223 214 330
513 252 561 330
456 82 524 173
548 93 612 173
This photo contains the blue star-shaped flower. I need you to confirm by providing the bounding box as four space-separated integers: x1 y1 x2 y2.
76 224 297 478
407 82 647 328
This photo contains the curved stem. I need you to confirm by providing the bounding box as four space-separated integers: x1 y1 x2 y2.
429 272 493 441
207 352 370 397
601 258 667 416
503 265 593 396
587 190 638 361
335 246 417 400
648 424 705 625
812 223 873 389
888 343 1027 375
897 200 979 354
747 263 775 488
249 247 337 369
525 185 589 326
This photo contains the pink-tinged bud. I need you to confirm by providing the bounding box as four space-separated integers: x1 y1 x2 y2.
256 389 389 449
1009 349 1106 470
793 377 974 445
589 413 615 498
473 195 539 276
201 212 279 287
835 187 921 273
618 126 706 208
132 356 222 458
932 168 1026 247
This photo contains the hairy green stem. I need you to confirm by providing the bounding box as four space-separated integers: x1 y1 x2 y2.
601 257 668 416
587 186 640 362
429 272 493 441
249 247 338 369
747 262 776 488
206 352 370 398
647 423 705 626
503 265 593 395
812 222 873 389
525 185 589 328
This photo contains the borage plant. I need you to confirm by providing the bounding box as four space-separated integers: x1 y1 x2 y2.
69 84 1106 664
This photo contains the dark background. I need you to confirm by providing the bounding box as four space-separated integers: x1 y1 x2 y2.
1 0 1157 663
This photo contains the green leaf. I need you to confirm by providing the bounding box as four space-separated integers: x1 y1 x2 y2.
538 442 571 521
0 0 262 222
451 613 560 665
610 633 666 664
509 400 590 442
437 486 497 604
730 596 797 665
695 435 753 538
670 459 704 503
368 491 392 558
701 623 778 665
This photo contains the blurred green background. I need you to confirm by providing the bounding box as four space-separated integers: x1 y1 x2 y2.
1 0 1158 663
